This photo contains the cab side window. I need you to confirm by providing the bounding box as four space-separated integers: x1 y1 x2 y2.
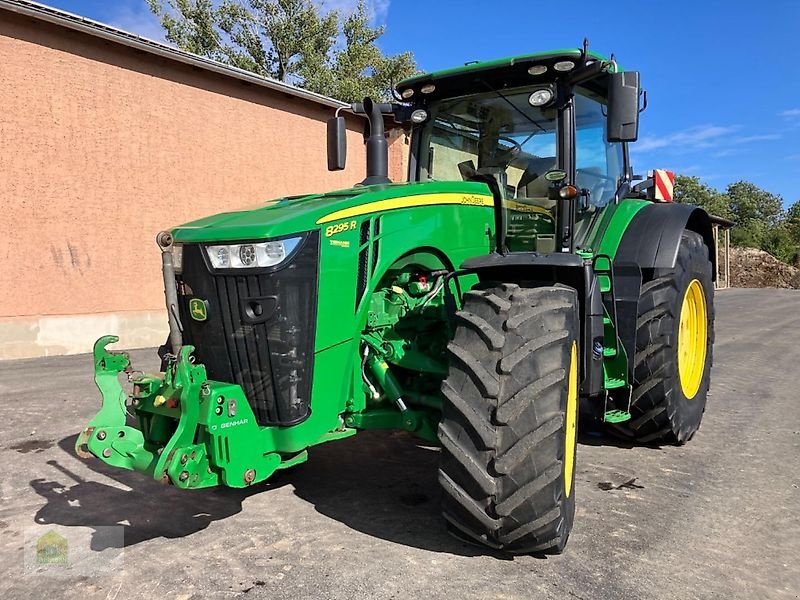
573 91 625 246
575 93 625 208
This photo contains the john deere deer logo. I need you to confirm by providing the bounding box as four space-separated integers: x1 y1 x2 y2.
189 298 208 322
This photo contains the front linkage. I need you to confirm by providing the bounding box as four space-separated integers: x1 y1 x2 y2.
76 336 306 489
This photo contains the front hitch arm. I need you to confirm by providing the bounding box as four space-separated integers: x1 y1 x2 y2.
75 336 130 457
76 336 289 488
75 336 155 472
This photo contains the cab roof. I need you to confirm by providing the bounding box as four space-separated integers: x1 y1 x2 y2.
397 48 615 101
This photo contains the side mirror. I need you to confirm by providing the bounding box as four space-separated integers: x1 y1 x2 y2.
327 116 347 171
607 71 640 142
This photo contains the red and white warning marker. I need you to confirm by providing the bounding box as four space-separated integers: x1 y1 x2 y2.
650 169 675 202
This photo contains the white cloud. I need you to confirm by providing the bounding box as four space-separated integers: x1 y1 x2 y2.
633 125 781 154
711 148 739 158
780 108 800 118
633 125 739 153
108 4 168 43
735 133 782 143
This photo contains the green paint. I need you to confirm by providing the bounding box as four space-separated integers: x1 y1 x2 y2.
603 410 632 424
594 199 651 258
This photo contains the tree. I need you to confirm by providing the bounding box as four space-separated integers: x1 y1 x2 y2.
215 0 338 82
147 0 226 61
148 0 416 101
673 174 733 220
724 181 785 251
783 199 800 264
782 199 800 242
674 175 800 264
725 181 784 226
318 2 416 103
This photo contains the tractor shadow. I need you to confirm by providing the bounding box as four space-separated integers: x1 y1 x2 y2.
286 431 514 559
578 430 642 449
576 412 666 450
33 433 573 559
29 435 274 550
34 434 504 558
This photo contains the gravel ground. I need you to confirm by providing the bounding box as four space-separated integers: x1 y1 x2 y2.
0 288 798 599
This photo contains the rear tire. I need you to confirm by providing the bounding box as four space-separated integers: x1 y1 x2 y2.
622 230 714 444
438 284 580 554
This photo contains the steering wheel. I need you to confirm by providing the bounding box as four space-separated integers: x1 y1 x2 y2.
478 136 523 167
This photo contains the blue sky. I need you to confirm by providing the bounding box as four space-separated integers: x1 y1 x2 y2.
45 0 800 205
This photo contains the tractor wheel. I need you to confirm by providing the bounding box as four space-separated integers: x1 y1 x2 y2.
623 230 714 444
438 284 580 554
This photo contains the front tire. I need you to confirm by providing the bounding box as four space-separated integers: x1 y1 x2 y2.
623 230 714 444
438 284 580 554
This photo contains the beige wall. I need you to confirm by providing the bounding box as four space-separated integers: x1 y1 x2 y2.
0 11 407 359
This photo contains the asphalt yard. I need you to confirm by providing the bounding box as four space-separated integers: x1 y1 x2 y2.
1 288 798 599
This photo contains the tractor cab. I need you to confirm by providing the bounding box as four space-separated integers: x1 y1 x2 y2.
395 47 640 256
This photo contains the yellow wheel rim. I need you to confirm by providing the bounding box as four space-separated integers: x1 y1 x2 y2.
678 279 708 399
564 341 578 498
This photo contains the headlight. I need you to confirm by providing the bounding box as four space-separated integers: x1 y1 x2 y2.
410 109 429 123
528 88 554 107
205 236 303 269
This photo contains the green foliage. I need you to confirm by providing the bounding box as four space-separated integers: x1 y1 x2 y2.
302 3 416 104
148 0 416 102
674 174 800 265
726 181 784 226
782 199 800 242
147 0 225 60
672 175 733 220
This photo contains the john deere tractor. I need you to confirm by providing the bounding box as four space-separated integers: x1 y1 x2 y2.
77 43 715 554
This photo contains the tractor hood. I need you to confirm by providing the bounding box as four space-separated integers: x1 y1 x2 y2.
171 180 493 243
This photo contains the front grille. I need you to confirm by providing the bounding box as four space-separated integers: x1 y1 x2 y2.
176 233 319 426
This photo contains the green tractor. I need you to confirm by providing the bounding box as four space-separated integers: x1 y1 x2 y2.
77 43 715 554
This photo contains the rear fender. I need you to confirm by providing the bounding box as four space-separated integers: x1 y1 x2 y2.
612 203 715 377
613 203 716 278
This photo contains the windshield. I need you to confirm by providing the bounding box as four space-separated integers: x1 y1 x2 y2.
416 86 559 253
414 85 625 253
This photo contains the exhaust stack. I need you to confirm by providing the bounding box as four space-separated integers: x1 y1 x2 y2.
327 97 393 186
361 97 391 186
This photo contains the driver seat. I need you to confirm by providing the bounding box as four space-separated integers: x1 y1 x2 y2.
516 156 557 200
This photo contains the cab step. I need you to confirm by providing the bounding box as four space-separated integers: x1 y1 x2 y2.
603 410 632 424
604 377 627 389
